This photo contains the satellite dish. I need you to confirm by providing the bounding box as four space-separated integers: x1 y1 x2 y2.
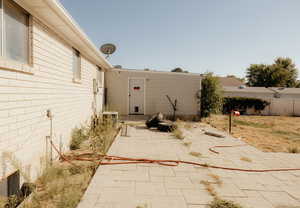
100 43 116 58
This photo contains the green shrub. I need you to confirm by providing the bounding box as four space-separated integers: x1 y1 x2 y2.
223 97 270 114
70 126 89 150
200 73 223 118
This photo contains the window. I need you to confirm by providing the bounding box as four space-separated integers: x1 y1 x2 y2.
0 171 20 197
72 48 81 81
97 66 102 87
1 0 30 64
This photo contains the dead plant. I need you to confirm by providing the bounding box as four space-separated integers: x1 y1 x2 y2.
189 151 202 157
208 173 223 186
208 198 243 208
200 180 218 198
240 157 252 162
172 128 185 140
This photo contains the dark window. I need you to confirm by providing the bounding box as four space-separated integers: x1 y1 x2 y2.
3 0 29 63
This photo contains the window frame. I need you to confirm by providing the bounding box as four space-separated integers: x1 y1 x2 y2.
72 48 81 83
0 0 33 74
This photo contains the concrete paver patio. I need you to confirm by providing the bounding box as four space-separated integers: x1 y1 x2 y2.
77 123 300 208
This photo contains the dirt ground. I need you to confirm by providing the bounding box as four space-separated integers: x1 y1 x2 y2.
203 115 300 153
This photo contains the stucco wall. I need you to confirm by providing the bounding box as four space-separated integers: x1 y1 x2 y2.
106 70 201 118
0 17 104 182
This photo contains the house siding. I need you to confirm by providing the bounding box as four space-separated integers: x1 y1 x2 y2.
0 17 104 182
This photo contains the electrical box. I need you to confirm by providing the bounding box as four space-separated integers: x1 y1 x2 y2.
93 78 99 94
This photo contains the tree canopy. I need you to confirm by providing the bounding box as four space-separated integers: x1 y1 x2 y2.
246 57 299 88
171 67 188 73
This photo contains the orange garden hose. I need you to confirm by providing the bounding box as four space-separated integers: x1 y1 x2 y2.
50 141 300 173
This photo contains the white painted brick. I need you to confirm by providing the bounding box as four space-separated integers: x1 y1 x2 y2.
0 16 104 181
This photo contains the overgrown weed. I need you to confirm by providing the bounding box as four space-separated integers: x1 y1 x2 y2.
70 125 89 150
208 198 243 208
172 129 185 140
240 157 252 162
189 151 202 157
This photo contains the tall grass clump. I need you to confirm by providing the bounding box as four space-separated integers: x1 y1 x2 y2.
70 125 89 150
89 115 117 154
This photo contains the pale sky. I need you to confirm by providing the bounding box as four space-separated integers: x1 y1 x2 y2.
60 0 300 78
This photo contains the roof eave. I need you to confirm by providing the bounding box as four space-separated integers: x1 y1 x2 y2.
15 0 112 70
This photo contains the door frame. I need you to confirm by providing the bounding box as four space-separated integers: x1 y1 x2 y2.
128 77 146 115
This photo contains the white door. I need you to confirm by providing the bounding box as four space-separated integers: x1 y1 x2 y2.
129 78 145 115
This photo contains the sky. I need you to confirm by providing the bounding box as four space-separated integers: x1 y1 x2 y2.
60 0 300 78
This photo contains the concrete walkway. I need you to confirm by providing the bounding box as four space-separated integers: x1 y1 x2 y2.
77 123 300 208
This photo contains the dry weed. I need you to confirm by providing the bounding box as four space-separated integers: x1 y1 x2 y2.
189 151 202 157
183 141 192 147
202 115 300 153
208 174 223 186
172 129 185 140
208 198 243 208
240 157 252 162
200 180 218 198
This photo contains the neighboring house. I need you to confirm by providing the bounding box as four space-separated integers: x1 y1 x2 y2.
224 86 300 116
106 69 202 120
0 0 111 196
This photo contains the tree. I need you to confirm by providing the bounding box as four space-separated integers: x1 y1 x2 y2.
171 67 188 73
200 73 223 118
246 57 299 87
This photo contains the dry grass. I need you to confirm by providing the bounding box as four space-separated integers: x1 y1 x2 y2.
3 116 119 208
189 151 202 157
200 174 223 198
208 198 243 208
183 141 192 147
184 123 193 129
240 157 252 162
203 115 300 153
200 180 218 198
287 146 300 154
208 174 223 186
172 129 185 140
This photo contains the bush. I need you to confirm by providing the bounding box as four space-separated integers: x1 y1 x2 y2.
223 97 270 114
70 126 89 150
200 73 223 118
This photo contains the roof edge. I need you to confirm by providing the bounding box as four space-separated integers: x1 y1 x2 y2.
15 0 113 70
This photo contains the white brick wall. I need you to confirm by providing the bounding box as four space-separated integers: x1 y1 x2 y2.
0 17 104 182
